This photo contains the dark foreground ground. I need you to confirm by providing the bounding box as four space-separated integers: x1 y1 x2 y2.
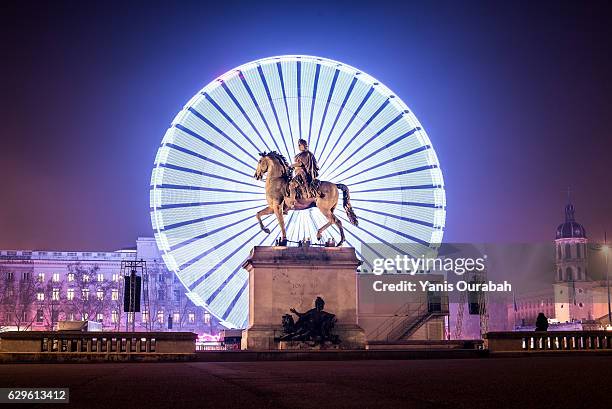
1 356 610 409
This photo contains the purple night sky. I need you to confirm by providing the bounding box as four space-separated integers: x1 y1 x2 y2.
2 0 611 250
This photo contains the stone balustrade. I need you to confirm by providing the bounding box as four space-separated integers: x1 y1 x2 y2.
0 331 196 354
485 331 612 352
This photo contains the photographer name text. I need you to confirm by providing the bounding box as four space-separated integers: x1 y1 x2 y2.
373 280 512 292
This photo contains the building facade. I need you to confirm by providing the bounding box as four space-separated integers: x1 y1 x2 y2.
0 238 221 334
510 199 611 328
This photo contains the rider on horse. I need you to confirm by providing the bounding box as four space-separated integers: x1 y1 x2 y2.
289 139 320 202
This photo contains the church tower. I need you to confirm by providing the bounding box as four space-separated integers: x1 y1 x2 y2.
553 197 591 322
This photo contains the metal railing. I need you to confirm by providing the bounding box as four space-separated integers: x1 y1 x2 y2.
485 331 612 352
367 298 449 342
0 331 196 354
41 335 157 353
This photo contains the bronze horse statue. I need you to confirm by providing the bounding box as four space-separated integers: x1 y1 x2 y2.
254 151 358 246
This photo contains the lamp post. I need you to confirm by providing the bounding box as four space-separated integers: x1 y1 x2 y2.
604 233 610 325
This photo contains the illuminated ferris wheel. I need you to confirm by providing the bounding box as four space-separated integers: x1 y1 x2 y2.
150 55 446 328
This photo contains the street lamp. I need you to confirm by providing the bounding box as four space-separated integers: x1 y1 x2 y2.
603 241 611 325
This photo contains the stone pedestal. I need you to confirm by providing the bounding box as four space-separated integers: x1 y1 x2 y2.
241 246 366 350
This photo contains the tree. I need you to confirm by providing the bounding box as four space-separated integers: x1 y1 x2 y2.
13 271 37 331
0 266 10 331
38 277 66 331
64 263 119 325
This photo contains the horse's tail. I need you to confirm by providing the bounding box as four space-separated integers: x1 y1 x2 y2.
336 184 358 226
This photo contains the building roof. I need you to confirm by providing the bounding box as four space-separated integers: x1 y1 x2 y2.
556 202 586 239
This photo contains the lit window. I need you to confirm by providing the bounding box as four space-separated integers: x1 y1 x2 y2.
37 273 45 282
36 309 44 323
68 273 75 282
67 288 74 300
157 311 164 324
188 313 195 323
97 273 104 282
96 313 104 322
97 289 104 301
52 288 60 301
82 289 89 300
112 273 119 282
173 312 180 323
204 312 210 324
142 311 149 323
68 312 75 321
83 274 90 282
111 310 118 323
52 273 60 282
111 289 119 300
36 292 45 301
83 312 89 320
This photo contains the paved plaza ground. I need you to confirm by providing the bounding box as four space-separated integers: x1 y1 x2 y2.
1 356 610 408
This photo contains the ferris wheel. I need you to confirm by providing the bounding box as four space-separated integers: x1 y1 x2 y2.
150 55 446 328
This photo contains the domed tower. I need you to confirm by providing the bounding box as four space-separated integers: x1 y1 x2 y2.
553 198 590 322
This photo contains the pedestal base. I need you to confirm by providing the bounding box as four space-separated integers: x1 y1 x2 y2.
241 246 366 350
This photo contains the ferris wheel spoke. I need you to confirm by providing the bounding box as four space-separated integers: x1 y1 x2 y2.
222 280 248 322
160 204 264 232
352 206 434 228
158 163 263 188
318 87 374 172
321 99 390 176
275 62 296 158
323 110 402 181
312 69 340 156
187 106 259 164
339 209 430 247
342 165 436 188
296 61 303 141
219 82 272 152
171 214 258 254
334 139 426 183
163 142 254 178
315 76 357 160
237 72 287 156
200 92 266 154
351 184 437 194
256 65 292 160
155 184 261 195
152 198 265 211
325 116 412 181
335 213 417 259
351 198 440 209
174 124 254 171
203 215 282 305
306 63 321 147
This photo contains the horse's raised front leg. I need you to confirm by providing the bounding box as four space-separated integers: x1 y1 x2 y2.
256 206 274 234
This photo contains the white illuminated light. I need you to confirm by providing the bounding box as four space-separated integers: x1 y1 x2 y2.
150 55 447 329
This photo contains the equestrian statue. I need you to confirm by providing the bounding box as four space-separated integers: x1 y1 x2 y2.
254 138 358 246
